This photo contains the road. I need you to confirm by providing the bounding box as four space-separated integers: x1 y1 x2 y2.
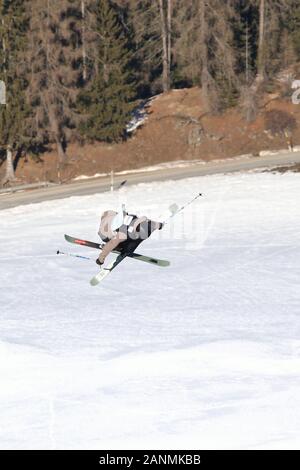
1 149 300 210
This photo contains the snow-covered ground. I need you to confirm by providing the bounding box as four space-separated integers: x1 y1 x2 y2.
0 172 300 450
72 147 300 182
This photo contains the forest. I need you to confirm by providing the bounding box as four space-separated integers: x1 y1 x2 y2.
0 0 300 184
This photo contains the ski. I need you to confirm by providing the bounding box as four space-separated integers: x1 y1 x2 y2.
90 253 127 286
64 234 170 267
65 234 103 250
126 253 169 267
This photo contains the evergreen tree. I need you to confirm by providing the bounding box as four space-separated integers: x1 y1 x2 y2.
123 0 165 96
27 0 80 174
0 0 29 184
66 0 98 85
233 1 257 84
1 0 299 176
77 0 136 142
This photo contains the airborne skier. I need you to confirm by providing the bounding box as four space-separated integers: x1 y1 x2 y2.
96 205 163 266
61 193 201 285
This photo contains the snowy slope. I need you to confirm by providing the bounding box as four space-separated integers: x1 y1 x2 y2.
0 173 300 450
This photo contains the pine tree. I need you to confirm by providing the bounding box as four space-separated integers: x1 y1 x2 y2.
233 1 257 84
124 0 168 95
68 0 98 84
27 0 80 175
0 0 29 184
77 0 136 142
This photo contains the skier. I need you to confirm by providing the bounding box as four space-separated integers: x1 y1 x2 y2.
96 205 163 266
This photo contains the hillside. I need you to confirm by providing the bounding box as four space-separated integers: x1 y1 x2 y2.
1 86 300 185
1 172 300 449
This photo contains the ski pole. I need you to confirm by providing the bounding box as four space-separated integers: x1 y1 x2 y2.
56 250 92 261
163 192 203 224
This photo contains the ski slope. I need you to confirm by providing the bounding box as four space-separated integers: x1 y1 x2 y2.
0 172 300 450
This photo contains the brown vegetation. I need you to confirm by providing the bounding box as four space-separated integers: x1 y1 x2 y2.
2 86 300 184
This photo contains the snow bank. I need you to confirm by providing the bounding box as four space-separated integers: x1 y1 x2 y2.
0 173 300 449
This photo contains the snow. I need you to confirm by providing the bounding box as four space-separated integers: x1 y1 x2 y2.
259 146 300 156
126 100 149 133
72 156 249 182
126 96 160 134
73 160 207 181
72 147 300 182
0 172 300 450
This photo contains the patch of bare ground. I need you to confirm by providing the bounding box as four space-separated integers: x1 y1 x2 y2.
263 163 300 174
1 86 300 184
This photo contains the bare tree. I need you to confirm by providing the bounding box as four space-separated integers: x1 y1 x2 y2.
27 0 79 175
120 0 173 94
257 0 265 79
173 0 238 111
3 146 14 183
199 0 210 108
158 0 172 92
0 0 28 185
79 0 98 81
241 0 289 121
167 0 172 69
0 13 15 183
81 0 87 82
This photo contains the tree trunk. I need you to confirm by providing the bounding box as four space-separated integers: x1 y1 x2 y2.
245 20 250 84
55 138 66 179
3 145 15 184
81 0 87 82
55 137 66 165
46 98 67 168
158 0 170 92
241 0 266 122
199 0 209 109
257 0 265 79
167 0 172 72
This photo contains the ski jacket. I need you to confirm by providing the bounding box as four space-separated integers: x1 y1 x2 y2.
98 210 147 242
98 210 148 263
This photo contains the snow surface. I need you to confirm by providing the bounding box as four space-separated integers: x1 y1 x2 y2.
0 173 300 450
126 99 149 134
73 146 300 182
72 159 208 181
